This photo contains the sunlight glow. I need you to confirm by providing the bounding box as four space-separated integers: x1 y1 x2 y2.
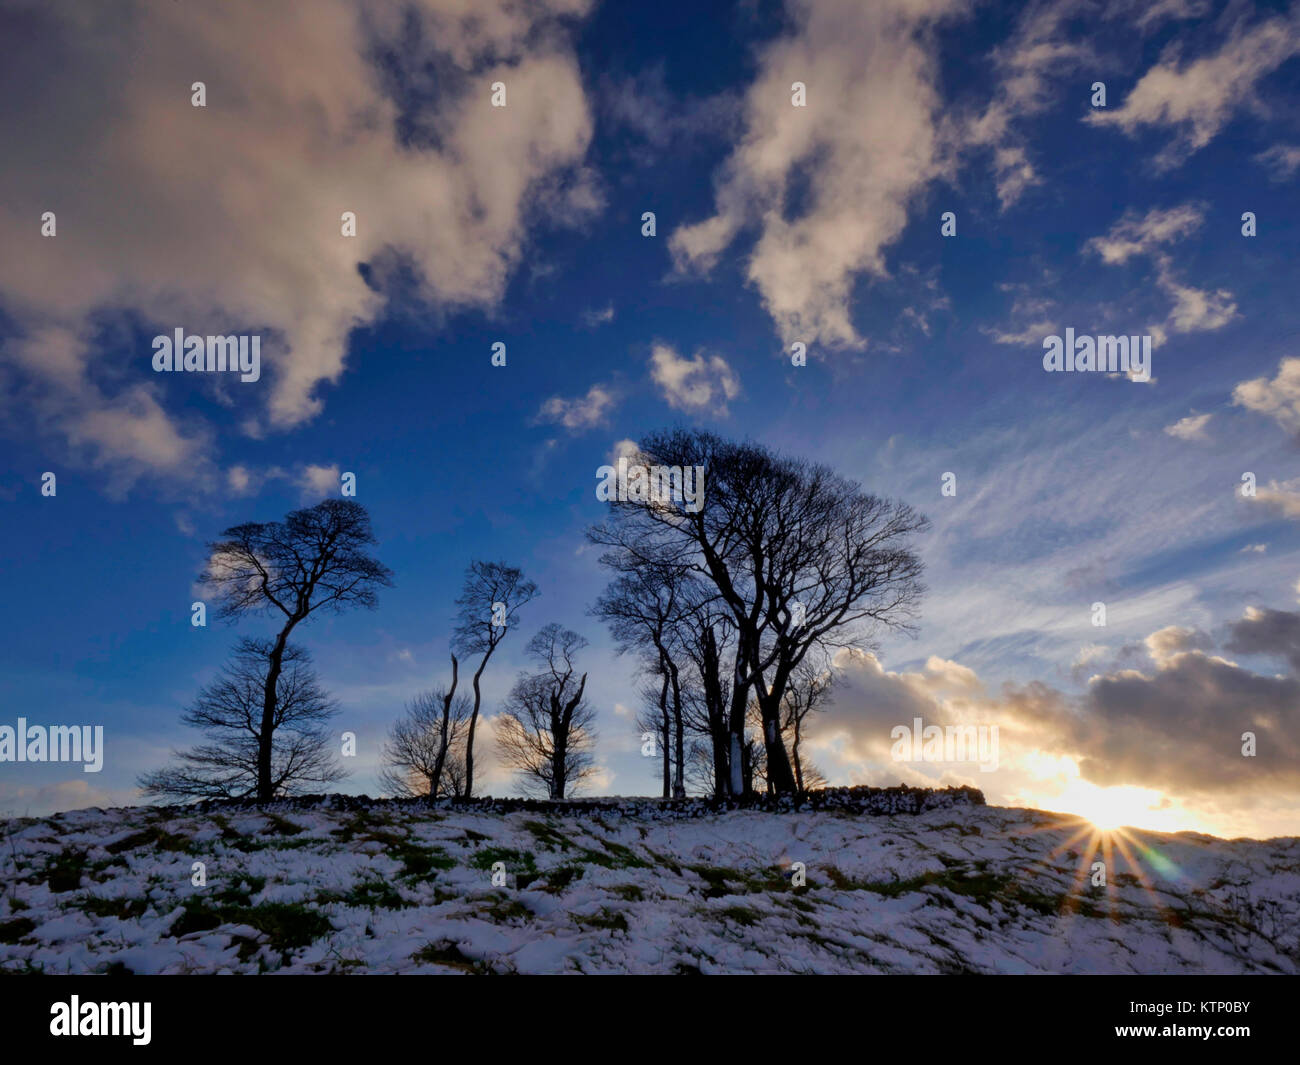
1051 780 1182 833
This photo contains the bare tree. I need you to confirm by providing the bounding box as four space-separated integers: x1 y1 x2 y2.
380 673 473 799
139 638 344 800
631 674 672 797
495 624 596 799
591 560 694 797
783 655 835 792
197 499 393 802
451 561 539 797
589 430 927 796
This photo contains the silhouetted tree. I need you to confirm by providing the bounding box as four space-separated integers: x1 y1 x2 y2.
590 431 927 796
495 624 596 799
197 500 392 801
591 560 694 797
380 669 472 799
783 655 835 792
451 561 539 797
139 639 344 800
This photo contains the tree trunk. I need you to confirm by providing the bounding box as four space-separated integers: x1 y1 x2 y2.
700 629 730 797
430 654 458 799
792 719 804 793
667 659 685 799
658 666 671 799
727 657 749 797
256 622 298 802
463 649 494 798
757 690 798 795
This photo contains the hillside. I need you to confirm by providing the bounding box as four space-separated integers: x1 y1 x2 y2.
2 788 1296 974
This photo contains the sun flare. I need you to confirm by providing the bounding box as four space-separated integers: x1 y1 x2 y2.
1056 781 1176 833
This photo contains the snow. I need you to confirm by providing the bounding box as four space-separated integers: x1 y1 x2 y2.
1 793 1296 974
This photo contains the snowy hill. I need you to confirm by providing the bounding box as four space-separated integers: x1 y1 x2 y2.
2 788 1297 974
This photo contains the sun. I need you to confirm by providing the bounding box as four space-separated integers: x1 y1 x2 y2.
1057 781 1173 833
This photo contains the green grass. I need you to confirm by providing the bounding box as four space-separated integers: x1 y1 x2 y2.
170 900 334 956
522 820 572 850
575 907 629 932
411 939 483 973
469 847 537 875
717 904 763 927
105 825 192 854
81 895 149 920
390 841 455 879
324 879 410 911
475 893 532 923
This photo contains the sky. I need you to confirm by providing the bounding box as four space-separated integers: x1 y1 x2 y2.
2 0 1300 838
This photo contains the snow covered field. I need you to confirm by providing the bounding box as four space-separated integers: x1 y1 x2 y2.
2 790 1296 974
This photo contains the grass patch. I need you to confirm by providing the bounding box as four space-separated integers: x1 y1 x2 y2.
717 904 763 927
41 847 88 893
391 841 455 879
687 864 743 899
576 907 629 933
476 893 532 923
106 825 192 855
522 820 572 851
325 878 410 911
823 864 1014 902
0 916 36 943
589 839 649 869
213 876 267 905
261 813 306 836
469 847 537 875
82 895 149 920
171 900 334 955
411 939 483 973
609 883 644 902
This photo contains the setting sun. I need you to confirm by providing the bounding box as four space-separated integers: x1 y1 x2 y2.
1052 780 1183 833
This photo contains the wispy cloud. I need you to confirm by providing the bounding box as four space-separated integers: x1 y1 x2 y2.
648 344 740 416
534 383 619 433
1087 9 1300 169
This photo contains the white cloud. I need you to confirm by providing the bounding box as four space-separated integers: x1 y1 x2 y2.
1153 259 1236 336
648 344 740 415
1255 143 1300 181
1105 0 1210 32
535 384 618 432
223 461 342 500
669 0 966 347
1247 479 1300 520
984 289 1057 345
606 438 641 465
299 463 341 501
580 305 615 328
1084 203 1205 264
960 0 1095 209
0 0 597 485
1162 412 1211 441
1087 10 1300 169
1086 205 1235 340
1234 357 1300 434
227 465 255 496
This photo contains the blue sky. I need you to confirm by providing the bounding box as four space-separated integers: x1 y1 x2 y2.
3 0 1300 837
